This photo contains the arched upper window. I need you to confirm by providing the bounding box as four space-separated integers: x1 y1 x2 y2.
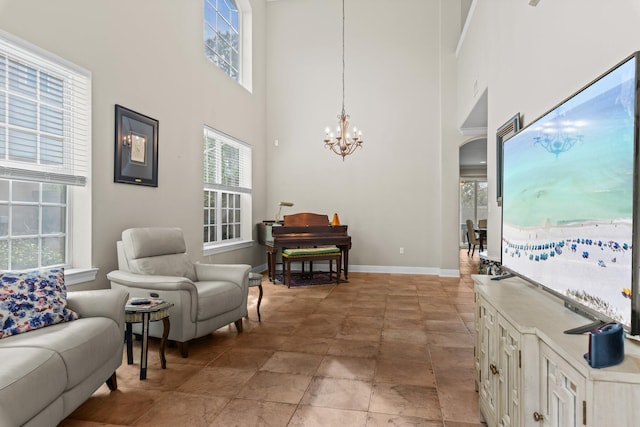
204 0 240 82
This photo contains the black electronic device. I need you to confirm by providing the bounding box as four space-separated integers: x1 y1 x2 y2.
500 52 640 336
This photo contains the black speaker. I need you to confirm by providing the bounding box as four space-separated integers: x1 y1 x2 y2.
584 323 624 369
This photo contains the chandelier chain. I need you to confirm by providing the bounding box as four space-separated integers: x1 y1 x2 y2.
323 0 363 160
341 0 345 113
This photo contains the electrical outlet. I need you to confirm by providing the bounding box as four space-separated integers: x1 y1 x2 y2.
399 247 405 254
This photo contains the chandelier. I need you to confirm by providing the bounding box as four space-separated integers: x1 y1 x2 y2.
323 0 363 160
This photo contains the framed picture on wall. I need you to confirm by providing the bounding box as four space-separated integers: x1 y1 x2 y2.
496 113 520 205
114 105 159 187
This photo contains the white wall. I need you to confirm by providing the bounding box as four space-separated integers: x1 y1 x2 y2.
441 0 468 273
456 0 488 131
266 0 463 275
457 0 640 259
0 0 468 283
0 0 268 288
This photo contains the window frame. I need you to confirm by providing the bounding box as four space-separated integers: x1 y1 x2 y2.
203 0 253 92
203 126 252 255
0 30 94 283
204 0 240 80
0 180 68 270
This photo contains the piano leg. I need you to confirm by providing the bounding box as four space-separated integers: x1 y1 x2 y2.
340 247 349 280
333 254 342 284
266 247 277 283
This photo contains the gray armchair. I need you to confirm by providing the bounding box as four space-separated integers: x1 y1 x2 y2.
107 227 250 357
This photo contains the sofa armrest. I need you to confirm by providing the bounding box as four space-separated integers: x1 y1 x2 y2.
194 263 250 288
67 288 129 331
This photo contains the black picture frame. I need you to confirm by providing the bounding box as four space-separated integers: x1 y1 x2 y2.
114 104 158 187
496 113 520 205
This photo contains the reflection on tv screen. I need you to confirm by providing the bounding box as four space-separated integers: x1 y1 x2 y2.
502 57 635 329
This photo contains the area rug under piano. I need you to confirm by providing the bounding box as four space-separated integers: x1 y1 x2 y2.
274 272 347 287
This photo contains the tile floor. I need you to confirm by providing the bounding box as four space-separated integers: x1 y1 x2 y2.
61 250 484 427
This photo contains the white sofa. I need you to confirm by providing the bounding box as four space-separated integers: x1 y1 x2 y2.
107 227 250 357
0 288 128 427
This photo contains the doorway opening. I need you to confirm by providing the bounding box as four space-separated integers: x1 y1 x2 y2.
459 137 487 255
460 179 487 247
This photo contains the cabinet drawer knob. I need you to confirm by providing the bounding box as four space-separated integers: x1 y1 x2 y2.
489 363 499 375
533 412 544 422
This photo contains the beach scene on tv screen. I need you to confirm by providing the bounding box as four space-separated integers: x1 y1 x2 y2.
502 58 635 328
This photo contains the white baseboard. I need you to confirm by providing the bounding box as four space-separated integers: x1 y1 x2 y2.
253 262 460 279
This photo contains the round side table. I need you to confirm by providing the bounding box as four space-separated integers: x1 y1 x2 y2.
248 272 263 322
125 298 173 380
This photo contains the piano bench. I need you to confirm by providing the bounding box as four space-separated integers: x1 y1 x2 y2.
281 247 342 288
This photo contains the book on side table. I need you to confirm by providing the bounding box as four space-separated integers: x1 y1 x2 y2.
125 298 170 311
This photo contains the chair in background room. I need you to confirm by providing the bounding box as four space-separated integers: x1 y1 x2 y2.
107 227 250 357
466 219 480 256
476 219 487 252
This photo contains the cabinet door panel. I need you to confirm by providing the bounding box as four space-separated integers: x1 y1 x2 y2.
478 297 498 425
539 343 585 427
498 315 520 427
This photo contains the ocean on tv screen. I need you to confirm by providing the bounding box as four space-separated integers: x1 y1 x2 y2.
502 57 635 328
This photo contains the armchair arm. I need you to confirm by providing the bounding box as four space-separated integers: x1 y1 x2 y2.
107 270 198 292
67 288 129 331
108 270 201 324
194 263 251 288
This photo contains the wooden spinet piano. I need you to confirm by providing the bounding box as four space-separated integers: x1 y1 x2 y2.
257 212 352 283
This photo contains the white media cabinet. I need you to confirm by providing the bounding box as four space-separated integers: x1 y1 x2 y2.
472 274 640 427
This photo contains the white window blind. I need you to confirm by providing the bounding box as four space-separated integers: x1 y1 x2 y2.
0 31 90 187
203 126 251 194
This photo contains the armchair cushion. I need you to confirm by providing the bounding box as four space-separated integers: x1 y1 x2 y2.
123 227 186 258
122 227 197 281
196 281 244 320
130 252 197 282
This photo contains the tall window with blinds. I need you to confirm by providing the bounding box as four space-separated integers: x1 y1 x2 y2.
203 126 251 252
0 31 90 270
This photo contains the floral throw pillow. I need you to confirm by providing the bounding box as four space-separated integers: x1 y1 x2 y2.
0 268 78 339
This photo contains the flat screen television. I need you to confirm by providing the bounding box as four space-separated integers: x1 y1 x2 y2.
501 52 640 335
